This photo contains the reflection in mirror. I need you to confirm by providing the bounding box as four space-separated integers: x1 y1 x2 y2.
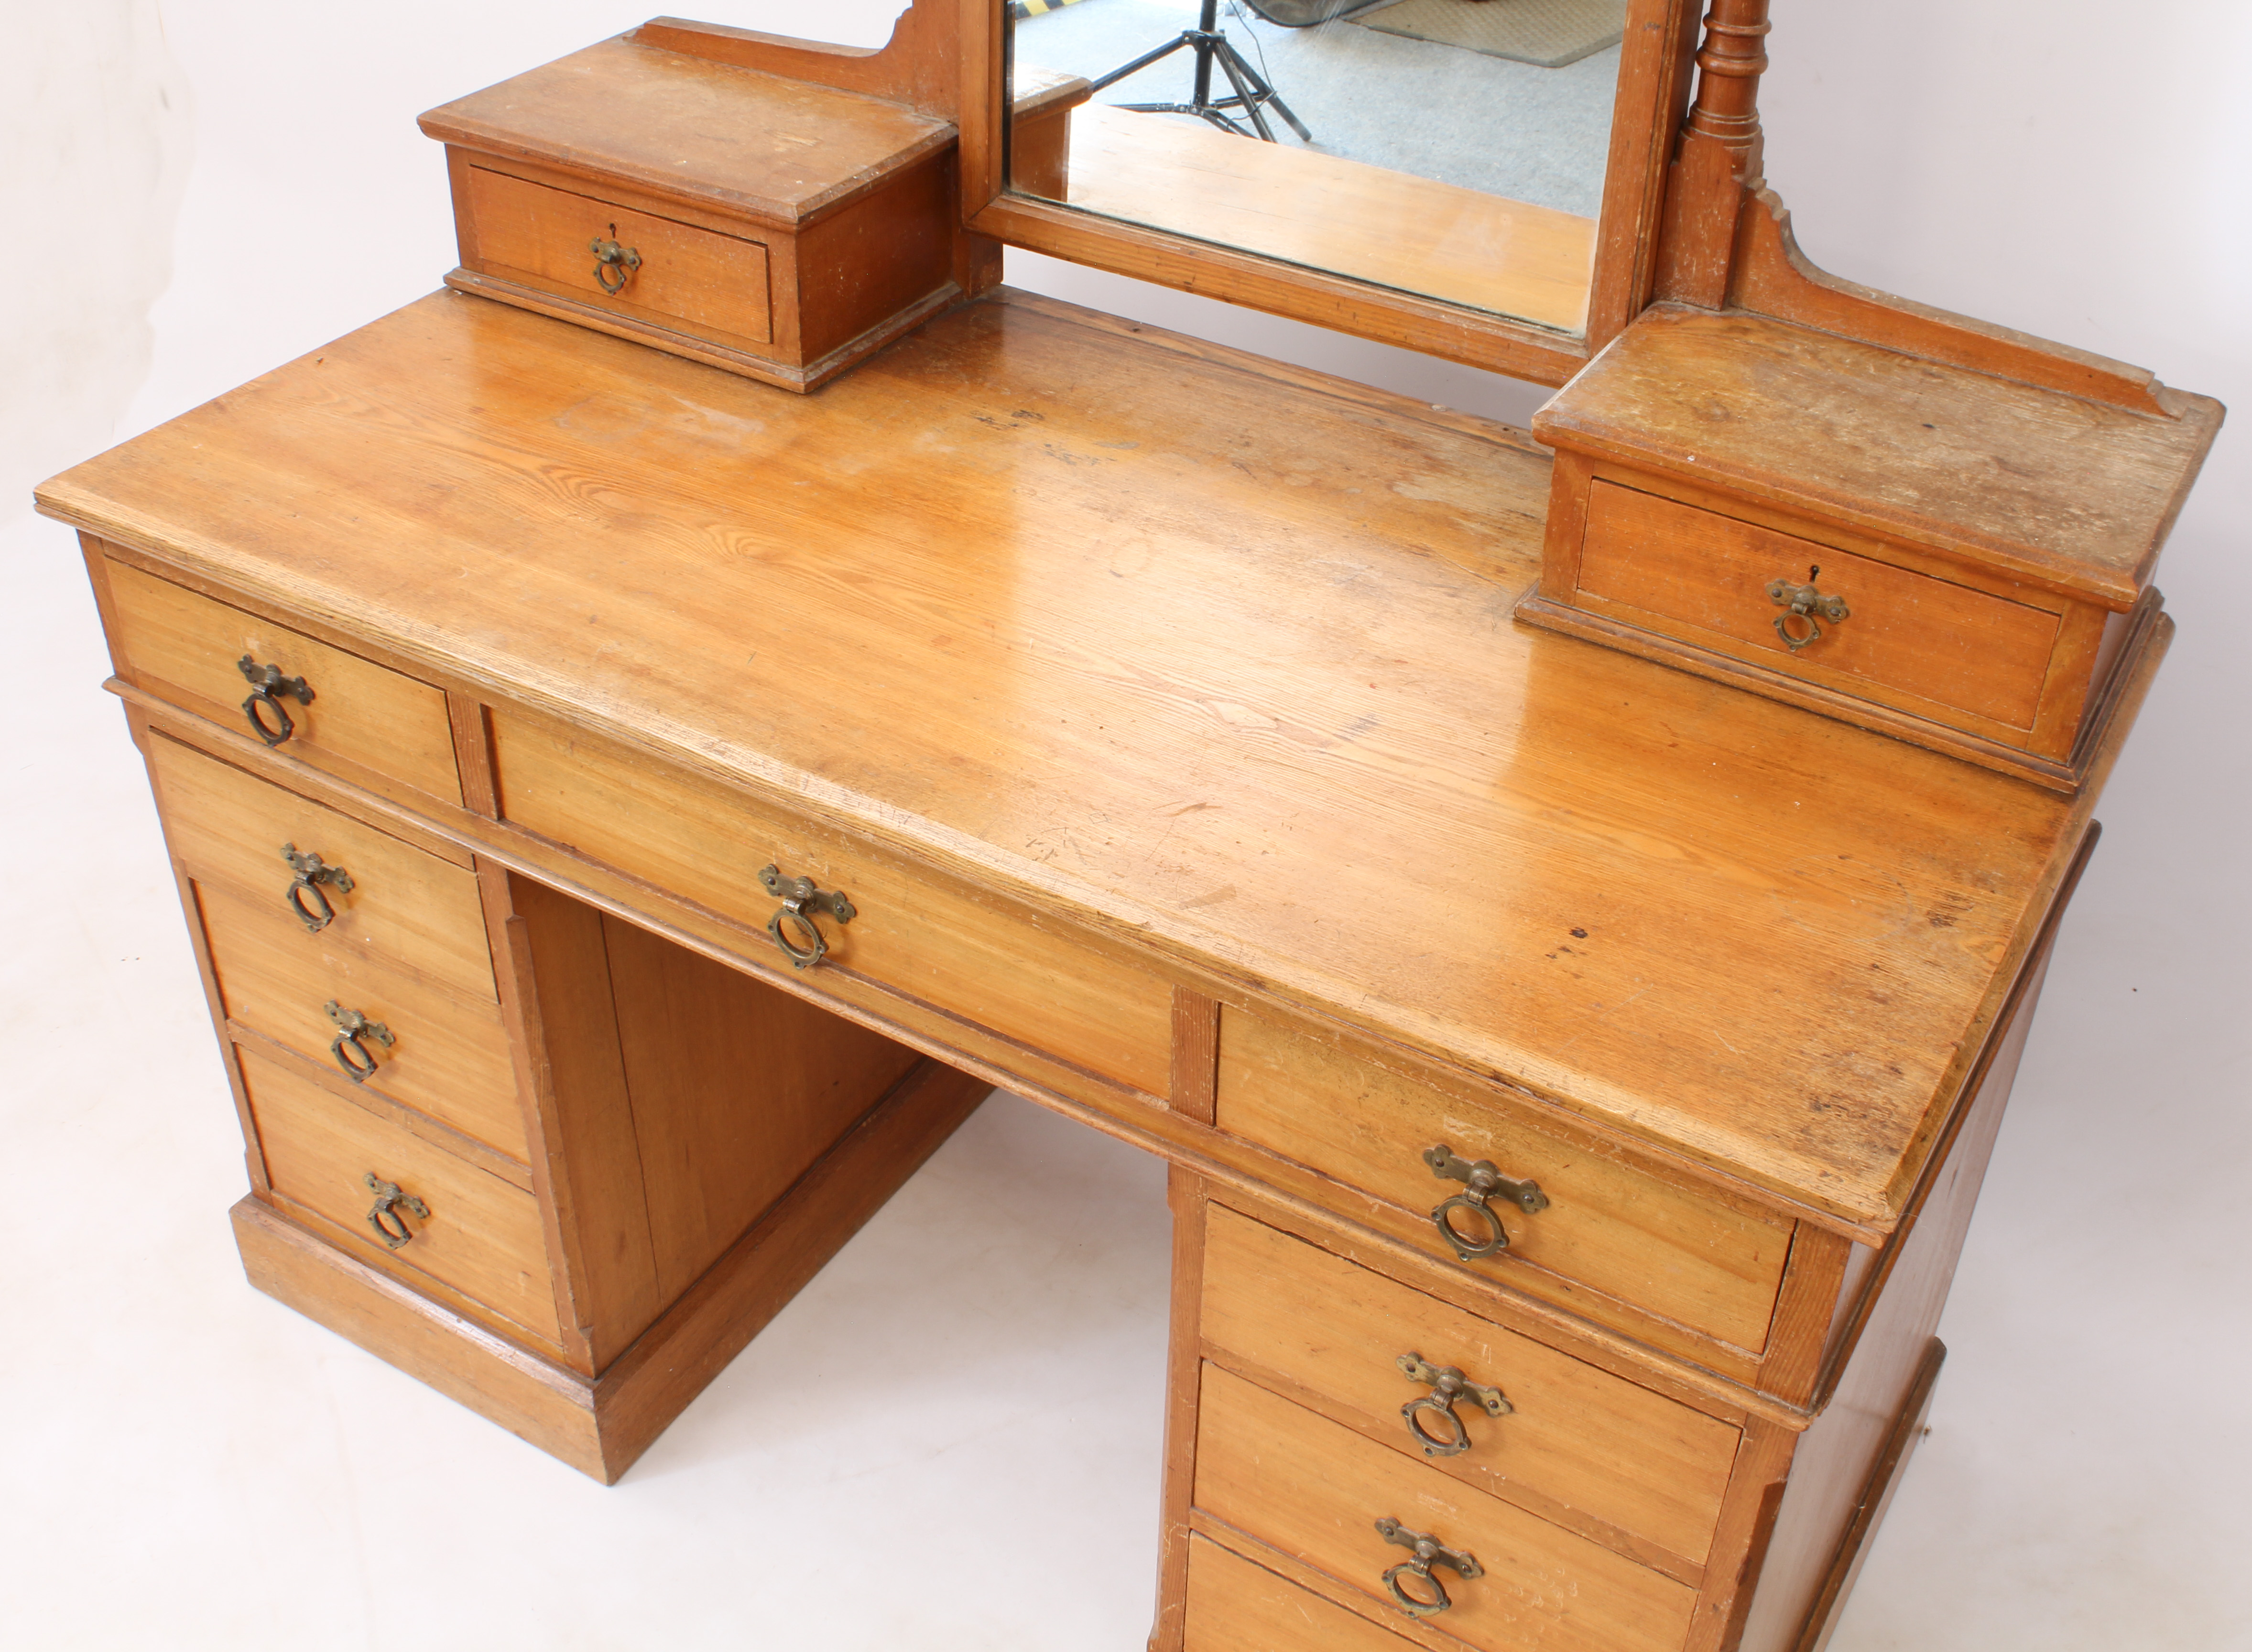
1006 0 1622 336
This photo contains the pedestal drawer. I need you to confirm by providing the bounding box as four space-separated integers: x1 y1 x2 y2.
197 880 525 1161
238 1045 559 1346
1215 1011 1793 1355
1195 1363 1697 1652
102 553 461 804
1201 1203 1739 1573
146 732 496 1004
1186 1535 1416 1652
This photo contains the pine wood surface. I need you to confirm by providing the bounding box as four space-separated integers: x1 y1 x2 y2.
237 1043 561 1344
145 730 498 1004
1194 1363 1698 1652
1184 1534 1420 1652
1059 104 1595 335
1199 1202 1740 1575
417 35 954 228
101 552 462 806
1537 306 2224 608
36 288 2114 1232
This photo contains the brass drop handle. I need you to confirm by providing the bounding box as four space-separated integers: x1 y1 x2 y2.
1397 1352 1511 1457
364 1173 429 1250
590 225 642 294
1766 565 1850 652
281 842 354 932
759 864 855 969
1424 1144 1547 1261
1374 1517 1481 1619
326 1000 394 1083
238 655 314 746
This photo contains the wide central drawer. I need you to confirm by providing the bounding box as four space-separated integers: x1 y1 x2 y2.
488 705 1174 1099
1200 1202 1740 1571
1195 1363 1697 1652
1216 1011 1794 1355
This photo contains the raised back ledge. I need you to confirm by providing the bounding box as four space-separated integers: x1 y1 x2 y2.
634 2 959 121
1727 185 2181 418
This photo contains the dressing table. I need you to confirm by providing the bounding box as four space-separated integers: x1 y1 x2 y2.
35 4 2220 1649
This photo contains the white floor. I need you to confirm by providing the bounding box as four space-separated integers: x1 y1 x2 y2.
4 2 2248 1648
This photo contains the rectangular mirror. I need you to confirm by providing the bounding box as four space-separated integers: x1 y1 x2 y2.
1004 0 1634 340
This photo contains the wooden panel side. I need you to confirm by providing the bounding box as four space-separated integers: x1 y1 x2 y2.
787 155 956 362
1170 989 1220 1125
1153 1169 1213 1652
598 909 924 1302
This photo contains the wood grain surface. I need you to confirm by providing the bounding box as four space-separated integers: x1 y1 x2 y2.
419 34 954 227
37 288 2110 1230
1536 306 2223 606
1185 1534 1418 1652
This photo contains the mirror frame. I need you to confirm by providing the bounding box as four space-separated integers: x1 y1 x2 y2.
954 0 1701 385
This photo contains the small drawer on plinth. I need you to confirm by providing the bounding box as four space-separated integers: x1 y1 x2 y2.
1185 1535 1417 1652
1201 1203 1739 1575
488 706 1175 1104
458 164 773 351
102 554 462 804
1576 480 2065 733
1194 1363 1697 1652
237 1045 558 1347
197 879 525 1160
1215 1011 1794 1358
145 732 496 1005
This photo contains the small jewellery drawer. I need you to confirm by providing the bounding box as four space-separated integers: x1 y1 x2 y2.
489 706 1175 1099
1195 1364 1697 1652
460 163 773 350
102 554 462 804
145 733 496 1005
1575 480 2063 732
197 880 525 1160
1215 1012 1794 1354
1186 1535 1416 1652
1201 1203 1739 1572
238 1045 558 1346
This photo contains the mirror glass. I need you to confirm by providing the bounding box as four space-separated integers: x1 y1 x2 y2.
1005 0 1624 336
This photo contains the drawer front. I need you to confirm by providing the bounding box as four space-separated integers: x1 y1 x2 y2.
463 164 774 349
489 705 1174 1099
1215 1012 1793 1354
146 733 496 1005
1195 1364 1697 1652
198 880 526 1160
1186 1535 1416 1652
239 1045 558 1344
1577 479 2061 730
105 557 462 803
1201 1203 1739 1570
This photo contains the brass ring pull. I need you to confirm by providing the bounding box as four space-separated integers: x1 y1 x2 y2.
1374 1517 1481 1619
281 843 354 933
759 864 856 970
590 227 642 294
364 1173 429 1250
1424 1144 1547 1261
1397 1352 1511 1457
326 1000 394 1083
237 655 314 747
1766 565 1850 652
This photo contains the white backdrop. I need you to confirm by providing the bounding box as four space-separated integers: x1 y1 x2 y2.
3 2 2245 1646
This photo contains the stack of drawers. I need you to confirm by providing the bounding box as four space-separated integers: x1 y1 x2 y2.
102 554 567 1353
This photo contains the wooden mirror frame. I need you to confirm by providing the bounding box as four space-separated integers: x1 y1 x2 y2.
635 0 2173 415
957 0 1702 385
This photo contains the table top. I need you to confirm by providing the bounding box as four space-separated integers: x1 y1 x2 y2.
38 287 2123 1236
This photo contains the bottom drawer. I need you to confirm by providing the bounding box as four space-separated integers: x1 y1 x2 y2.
1195 1363 1696 1652
239 1045 560 1347
1186 1534 1414 1652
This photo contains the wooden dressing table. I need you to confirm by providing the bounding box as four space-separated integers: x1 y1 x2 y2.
35 4 2217 1649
